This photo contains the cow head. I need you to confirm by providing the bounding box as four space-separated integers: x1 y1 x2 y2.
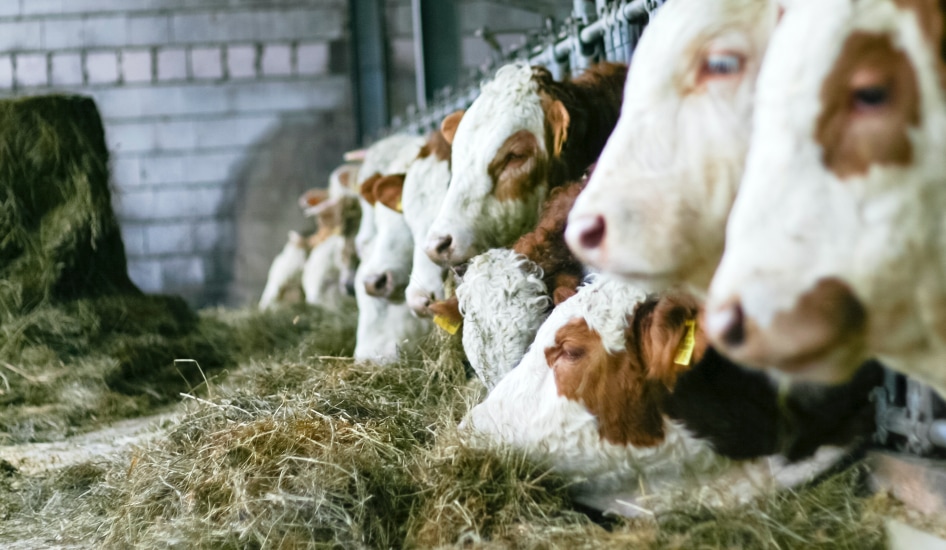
706 0 946 390
566 0 778 293
425 63 573 265
403 129 453 316
358 174 413 302
301 187 362 297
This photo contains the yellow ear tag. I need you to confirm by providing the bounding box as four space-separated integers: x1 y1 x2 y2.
395 199 403 213
434 315 461 335
673 319 697 366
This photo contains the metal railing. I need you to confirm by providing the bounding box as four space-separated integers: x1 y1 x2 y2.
384 0 664 137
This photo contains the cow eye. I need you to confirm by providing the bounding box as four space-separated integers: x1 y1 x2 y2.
504 151 527 165
703 52 743 76
851 85 890 111
561 344 585 361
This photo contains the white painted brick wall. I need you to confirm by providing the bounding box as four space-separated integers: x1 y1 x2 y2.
121 49 152 83
190 47 222 79
51 52 83 86
0 0 355 306
86 51 119 84
15 54 48 88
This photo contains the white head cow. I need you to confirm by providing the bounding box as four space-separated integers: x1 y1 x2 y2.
566 0 779 294
351 137 430 361
357 174 414 302
425 62 627 266
705 0 946 394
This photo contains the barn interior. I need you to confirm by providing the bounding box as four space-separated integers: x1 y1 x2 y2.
0 1 944 548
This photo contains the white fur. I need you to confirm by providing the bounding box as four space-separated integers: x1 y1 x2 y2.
425 63 549 264
259 231 307 310
403 152 451 315
464 276 842 515
353 237 432 361
358 203 415 302
708 0 946 394
455 249 551 389
354 135 426 258
328 163 360 199
302 234 346 309
566 0 778 294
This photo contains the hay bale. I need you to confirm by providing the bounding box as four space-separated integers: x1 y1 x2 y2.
0 95 137 314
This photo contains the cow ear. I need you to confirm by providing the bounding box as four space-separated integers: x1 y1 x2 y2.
440 110 465 145
344 148 367 162
544 98 570 158
288 230 305 246
641 294 707 389
359 172 383 204
299 188 328 210
374 174 406 212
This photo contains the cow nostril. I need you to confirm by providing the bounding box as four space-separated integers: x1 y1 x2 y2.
578 216 606 250
434 235 453 256
713 302 746 347
364 273 390 297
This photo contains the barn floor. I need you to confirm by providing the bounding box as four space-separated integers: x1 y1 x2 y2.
0 302 936 549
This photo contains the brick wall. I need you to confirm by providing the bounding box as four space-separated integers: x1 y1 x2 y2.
0 0 355 307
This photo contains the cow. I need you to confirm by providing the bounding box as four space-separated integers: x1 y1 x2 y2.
358 129 453 314
258 230 307 310
704 0 946 395
424 61 626 266
565 0 779 294
464 276 880 515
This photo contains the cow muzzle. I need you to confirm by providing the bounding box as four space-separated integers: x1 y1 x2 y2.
565 214 607 265
705 278 869 384
363 271 399 299
425 234 457 265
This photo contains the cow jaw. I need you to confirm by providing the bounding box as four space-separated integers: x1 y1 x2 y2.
566 0 776 294
707 0 946 393
425 63 549 266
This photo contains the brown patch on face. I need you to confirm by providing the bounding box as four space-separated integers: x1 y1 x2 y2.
487 130 547 201
815 32 920 179
373 173 406 211
440 110 465 145
545 318 667 447
418 128 452 162
359 172 383 204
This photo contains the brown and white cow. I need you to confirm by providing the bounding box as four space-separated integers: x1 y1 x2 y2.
424 61 626 266
565 0 779 294
705 0 946 394
464 276 878 515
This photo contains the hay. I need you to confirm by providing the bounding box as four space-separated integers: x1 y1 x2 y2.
0 300 356 443
0 324 888 549
0 95 137 313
